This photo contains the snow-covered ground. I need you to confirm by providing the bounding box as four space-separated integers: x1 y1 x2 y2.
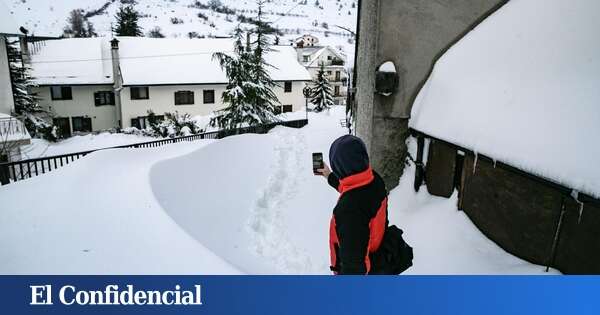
18 111 310 158
0 106 555 274
20 133 158 159
6 0 357 63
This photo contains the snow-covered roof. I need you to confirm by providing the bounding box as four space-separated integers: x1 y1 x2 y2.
30 38 113 85
410 0 600 198
306 46 345 67
0 1 22 36
30 37 311 86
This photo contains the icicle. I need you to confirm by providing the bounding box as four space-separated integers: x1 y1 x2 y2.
493 159 497 168
472 152 478 175
570 190 585 224
578 203 585 224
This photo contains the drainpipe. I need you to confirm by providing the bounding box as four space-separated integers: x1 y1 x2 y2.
111 38 123 129
18 36 30 65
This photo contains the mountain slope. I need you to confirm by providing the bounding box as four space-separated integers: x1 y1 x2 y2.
6 0 357 61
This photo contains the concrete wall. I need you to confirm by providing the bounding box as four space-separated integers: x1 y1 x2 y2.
0 36 15 115
355 0 506 188
35 81 307 130
36 85 118 132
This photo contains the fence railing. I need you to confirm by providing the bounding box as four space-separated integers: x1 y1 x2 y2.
0 119 308 185
0 117 29 141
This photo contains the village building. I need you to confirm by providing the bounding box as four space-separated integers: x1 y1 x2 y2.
29 37 312 137
293 35 348 105
354 0 599 273
294 34 319 48
0 4 31 163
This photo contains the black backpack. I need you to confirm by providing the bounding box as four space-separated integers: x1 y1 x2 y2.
369 225 413 275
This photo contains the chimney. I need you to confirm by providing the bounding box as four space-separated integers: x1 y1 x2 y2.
110 38 123 128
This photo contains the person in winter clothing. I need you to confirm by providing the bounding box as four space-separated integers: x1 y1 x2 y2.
316 135 389 275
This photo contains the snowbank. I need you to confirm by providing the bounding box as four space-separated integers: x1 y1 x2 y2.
410 0 600 198
0 106 553 274
0 140 240 274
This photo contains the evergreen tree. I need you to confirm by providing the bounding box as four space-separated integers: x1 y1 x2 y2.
63 9 97 38
6 41 58 142
310 63 334 112
113 5 143 37
248 0 279 121
6 42 37 114
211 0 280 129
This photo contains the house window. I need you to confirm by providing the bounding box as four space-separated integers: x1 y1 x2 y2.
132 115 163 129
327 55 332 60
203 90 215 104
130 86 149 100
50 86 72 100
94 91 115 106
52 117 71 138
274 105 293 114
174 91 194 105
303 55 310 62
71 117 92 133
334 86 340 96
284 81 292 93
335 71 341 81
326 71 332 76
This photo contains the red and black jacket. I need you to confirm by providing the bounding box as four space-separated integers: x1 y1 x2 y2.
327 167 389 275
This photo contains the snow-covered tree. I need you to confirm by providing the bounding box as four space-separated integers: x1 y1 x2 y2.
248 0 280 121
210 0 280 130
147 26 165 38
123 110 203 138
113 5 143 37
310 63 334 112
63 9 97 38
5 40 58 142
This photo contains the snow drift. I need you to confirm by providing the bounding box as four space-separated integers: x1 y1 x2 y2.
0 107 554 274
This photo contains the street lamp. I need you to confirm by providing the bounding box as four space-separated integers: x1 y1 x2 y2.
302 85 312 121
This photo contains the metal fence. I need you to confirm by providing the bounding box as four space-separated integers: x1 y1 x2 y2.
0 117 29 140
0 119 308 185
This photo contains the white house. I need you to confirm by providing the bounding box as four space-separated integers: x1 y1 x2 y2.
29 37 312 136
0 3 31 164
295 34 319 48
295 42 348 105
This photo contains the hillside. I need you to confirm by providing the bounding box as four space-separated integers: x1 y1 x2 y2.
4 0 357 62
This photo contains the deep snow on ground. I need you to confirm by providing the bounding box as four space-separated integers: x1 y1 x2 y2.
0 139 240 274
20 132 158 159
0 106 555 274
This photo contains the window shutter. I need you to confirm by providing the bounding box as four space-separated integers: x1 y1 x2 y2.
94 92 101 106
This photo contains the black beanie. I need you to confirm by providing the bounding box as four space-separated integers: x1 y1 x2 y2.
329 135 370 179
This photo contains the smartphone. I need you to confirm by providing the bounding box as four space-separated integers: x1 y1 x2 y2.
312 152 324 175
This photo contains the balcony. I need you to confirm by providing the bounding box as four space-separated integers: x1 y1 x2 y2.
0 116 31 146
330 58 345 66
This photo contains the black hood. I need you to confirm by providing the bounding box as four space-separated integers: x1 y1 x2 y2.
329 135 370 179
